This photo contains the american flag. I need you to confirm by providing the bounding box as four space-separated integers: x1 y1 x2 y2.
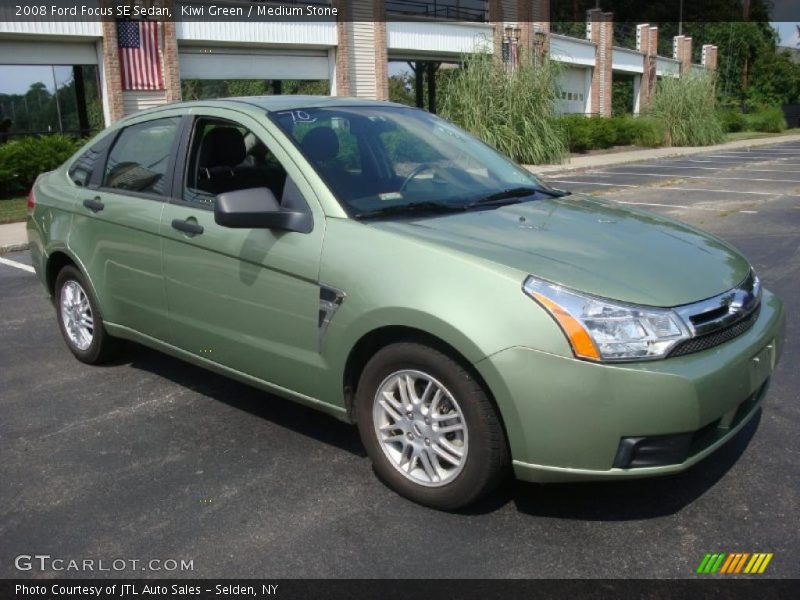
117 21 164 91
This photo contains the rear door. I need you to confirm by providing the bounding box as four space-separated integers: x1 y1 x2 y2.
159 109 327 398
68 113 183 341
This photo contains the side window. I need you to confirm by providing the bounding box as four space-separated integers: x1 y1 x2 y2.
68 135 114 187
183 118 289 206
103 117 180 196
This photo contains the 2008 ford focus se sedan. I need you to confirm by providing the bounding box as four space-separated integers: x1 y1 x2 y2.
27 97 785 509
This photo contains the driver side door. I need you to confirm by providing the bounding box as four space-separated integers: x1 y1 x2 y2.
159 110 326 398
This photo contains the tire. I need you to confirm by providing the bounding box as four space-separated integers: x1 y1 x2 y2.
355 342 509 510
54 265 117 364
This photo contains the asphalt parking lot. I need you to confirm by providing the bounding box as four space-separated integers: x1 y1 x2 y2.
1 141 798 579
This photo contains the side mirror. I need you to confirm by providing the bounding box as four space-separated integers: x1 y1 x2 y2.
214 187 312 233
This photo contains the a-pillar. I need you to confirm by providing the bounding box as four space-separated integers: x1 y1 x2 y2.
587 8 613 117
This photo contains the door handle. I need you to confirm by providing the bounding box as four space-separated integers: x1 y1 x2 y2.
171 219 204 235
82 198 104 212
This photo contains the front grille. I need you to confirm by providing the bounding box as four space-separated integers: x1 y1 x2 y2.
669 303 761 357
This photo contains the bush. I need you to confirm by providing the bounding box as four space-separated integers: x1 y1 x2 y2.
561 115 664 153
647 72 724 146
718 108 747 133
745 107 787 133
0 135 81 196
439 51 567 165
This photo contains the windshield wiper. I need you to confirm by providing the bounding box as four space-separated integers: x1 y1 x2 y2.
466 186 572 209
354 201 465 220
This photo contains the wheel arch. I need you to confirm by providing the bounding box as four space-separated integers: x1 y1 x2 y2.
341 325 511 448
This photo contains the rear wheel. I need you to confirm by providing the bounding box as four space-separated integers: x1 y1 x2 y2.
356 342 508 510
55 265 117 364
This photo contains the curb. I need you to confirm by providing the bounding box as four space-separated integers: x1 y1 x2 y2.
528 134 800 177
0 242 29 255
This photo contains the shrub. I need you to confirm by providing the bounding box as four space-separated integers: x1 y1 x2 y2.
439 51 567 165
647 72 724 146
0 135 81 196
560 115 664 153
718 108 747 133
745 107 787 133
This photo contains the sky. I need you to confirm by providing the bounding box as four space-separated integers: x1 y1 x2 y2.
773 21 800 47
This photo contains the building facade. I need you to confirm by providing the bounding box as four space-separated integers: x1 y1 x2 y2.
0 0 718 130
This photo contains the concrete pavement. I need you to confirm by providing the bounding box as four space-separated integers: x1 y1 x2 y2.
0 221 27 255
527 133 800 175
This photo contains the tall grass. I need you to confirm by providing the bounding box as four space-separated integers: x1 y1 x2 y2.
439 51 567 165
647 72 724 146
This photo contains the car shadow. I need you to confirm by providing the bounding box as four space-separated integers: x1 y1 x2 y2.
115 341 760 521
117 341 367 458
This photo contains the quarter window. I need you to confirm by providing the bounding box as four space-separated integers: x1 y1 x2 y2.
103 117 180 196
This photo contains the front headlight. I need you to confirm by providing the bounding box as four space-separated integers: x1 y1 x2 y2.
523 276 691 362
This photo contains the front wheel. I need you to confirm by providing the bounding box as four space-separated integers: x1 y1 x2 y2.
55 265 117 364
355 342 509 510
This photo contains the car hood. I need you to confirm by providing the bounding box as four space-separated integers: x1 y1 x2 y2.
371 195 751 307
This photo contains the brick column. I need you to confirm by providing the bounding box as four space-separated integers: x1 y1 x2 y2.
101 21 125 122
702 44 718 71
489 0 503 62
374 0 389 101
587 8 613 117
636 24 658 110
161 21 181 103
673 35 693 75
334 0 388 100
333 0 351 96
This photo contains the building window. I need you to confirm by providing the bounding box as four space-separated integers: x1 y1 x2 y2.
0 65 103 140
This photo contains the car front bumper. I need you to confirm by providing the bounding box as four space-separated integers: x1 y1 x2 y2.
474 289 786 483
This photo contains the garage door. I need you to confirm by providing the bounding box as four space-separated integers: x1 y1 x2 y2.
179 46 330 80
0 39 98 65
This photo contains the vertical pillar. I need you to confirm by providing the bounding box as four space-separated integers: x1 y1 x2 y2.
100 21 125 123
636 24 658 110
702 44 718 71
161 20 181 103
587 8 613 117
427 63 438 114
333 0 351 96
489 0 505 65
673 35 693 75
334 0 388 100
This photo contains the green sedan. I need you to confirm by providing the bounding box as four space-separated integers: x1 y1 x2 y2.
27 97 785 509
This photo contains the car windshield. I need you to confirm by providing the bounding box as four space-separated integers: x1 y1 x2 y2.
270 105 554 218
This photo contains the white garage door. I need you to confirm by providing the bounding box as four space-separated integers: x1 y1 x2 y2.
179 46 330 80
0 40 98 65
557 66 591 115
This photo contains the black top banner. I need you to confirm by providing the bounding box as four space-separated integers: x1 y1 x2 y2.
0 0 793 23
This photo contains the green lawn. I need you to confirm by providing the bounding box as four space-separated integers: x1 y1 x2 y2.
725 128 800 142
0 198 27 224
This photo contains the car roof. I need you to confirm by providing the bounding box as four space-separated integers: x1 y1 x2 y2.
135 95 410 116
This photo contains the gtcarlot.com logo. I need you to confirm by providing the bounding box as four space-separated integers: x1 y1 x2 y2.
696 552 773 575
15 554 194 572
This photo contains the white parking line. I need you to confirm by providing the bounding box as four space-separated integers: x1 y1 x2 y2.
0 256 35 273
601 172 800 183
618 201 723 212
616 165 799 173
546 180 637 187
547 181 779 196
